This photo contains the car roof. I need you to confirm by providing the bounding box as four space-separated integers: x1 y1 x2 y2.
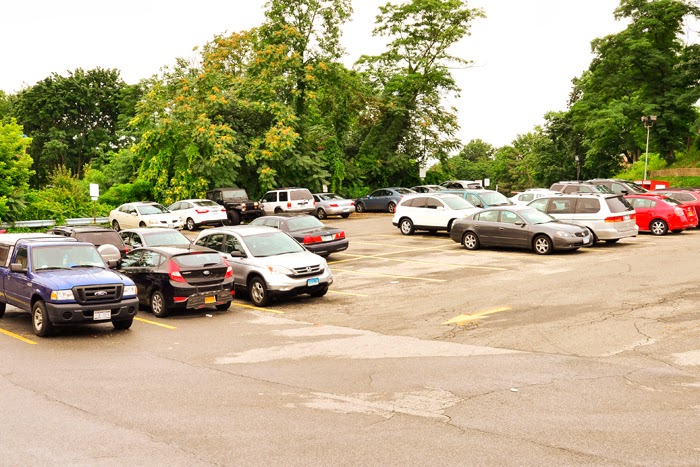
481 205 537 212
173 199 211 203
121 201 162 207
120 228 183 234
200 225 280 237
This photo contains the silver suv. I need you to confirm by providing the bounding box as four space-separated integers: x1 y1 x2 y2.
528 193 638 243
193 225 333 306
260 188 315 215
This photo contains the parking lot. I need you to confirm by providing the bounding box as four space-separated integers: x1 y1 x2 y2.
2 213 700 465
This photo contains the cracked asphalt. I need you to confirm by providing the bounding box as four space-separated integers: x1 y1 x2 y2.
1 214 699 465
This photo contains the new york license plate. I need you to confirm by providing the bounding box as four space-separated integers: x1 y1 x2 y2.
204 296 215 304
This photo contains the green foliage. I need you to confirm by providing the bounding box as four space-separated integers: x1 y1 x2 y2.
13 67 140 186
100 179 153 206
0 119 34 222
615 153 667 180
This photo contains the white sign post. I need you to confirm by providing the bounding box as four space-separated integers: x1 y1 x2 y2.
89 184 99 223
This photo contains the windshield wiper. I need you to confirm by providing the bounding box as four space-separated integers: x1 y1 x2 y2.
70 264 102 268
35 266 69 271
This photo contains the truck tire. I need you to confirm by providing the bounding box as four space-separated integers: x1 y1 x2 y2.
32 300 54 337
0 302 5 318
228 210 241 226
112 318 134 330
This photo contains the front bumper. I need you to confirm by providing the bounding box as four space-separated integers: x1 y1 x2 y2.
44 297 140 325
264 268 334 294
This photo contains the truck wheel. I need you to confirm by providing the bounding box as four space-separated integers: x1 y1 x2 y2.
186 217 196 230
0 302 5 318
112 318 133 330
32 300 54 337
228 211 241 226
150 290 170 318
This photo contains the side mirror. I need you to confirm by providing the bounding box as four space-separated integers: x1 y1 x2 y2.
107 259 119 269
10 263 26 273
475 203 484 208
515 221 526 227
621 189 629 195
228 250 246 258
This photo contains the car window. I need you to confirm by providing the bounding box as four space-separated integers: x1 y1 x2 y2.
290 189 312 200
137 204 169 215
442 197 474 210
426 198 443 209
466 194 482 206
480 192 510 206
169 202 181 211
223 235 243 254
500 210 521 224
396 188 414 195
279 191 289 202
607 196 633 213
609 183 627 194
629 198 654 208
142 231 190 246
193 200 218 208
475 210 499 222
528 199 548 212
266 218 280 229
677 193 695 202
242 231 304 257
75 231 124 248
173 252 222 267
575 198 600 214
0 245 9 265
519 193 534 202
15 246 29 269
286 216 323 231
313 195 321 202
550 184 563 191
141 250 163 268
263 192 277 203
202 233 224 251
121 251 143 268
549 199 575 214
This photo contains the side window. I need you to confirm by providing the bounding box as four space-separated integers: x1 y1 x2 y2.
562 186 579 194
141 251 162 268
15 246 29 270
266 219 280 229
120 251 143 268
223 235 243 254
609 183 625 194
170 202 181 211
500 210 520 224
476 211 499 222
411 197 428 208
0 245 9 266
466 194 481 206
263 192 277 203
313 195 320 202
575 198 600 214
205 234 224 251
131 234 143 248
279 191 289 202
426 198 443 209
529 199 548 212
520 193 534 202
550 199 575 214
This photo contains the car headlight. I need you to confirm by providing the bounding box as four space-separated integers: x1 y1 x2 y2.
555 231 574 238
266 264 294 275
123 285 137 297
50 290 75 301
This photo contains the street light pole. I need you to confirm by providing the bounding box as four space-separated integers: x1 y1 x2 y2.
641 115 657 183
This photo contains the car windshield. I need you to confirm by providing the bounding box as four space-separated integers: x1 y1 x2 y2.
286 216 324 231
592 185 614 194
242 231 304 257
624 181 647 193
137 204 169 215
518 208 556 225
221 189 247 198
32 245 105 270
75 231 123 247
290 189 313 200
142 230 191 246
442 196 475 210
481 192 510 206
193 200 220 208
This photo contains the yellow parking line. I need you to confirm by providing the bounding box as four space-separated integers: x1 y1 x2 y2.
0 328 37 345
331 268 447 282
351 241 426 250
443 306 512 325
328 290 369 297
134 317 177 329
233 303 285 314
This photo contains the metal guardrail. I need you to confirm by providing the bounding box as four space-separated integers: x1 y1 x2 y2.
0 217 110 229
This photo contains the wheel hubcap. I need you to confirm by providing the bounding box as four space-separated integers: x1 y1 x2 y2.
465 235 476 248
536 239 548 252
401 222 411 233
34 308 43 329
152 295 162 313
251 282 264 303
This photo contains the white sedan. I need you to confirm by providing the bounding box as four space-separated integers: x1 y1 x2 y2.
168 199 228 230
109 202 183 231
392 193 482 235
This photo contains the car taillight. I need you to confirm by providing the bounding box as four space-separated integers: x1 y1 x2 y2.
195 209 209 214
303 234 323 244
224 259 233 279
350 201 355 206
335 231 345 240
605 215 625 222
287 201 292 208
330 203 339 207
168 260 187 283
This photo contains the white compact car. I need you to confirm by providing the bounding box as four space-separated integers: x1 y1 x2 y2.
109 202 183 231
167 199 228 230
392 193 482 235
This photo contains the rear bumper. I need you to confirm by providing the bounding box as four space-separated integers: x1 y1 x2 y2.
305 239 349 256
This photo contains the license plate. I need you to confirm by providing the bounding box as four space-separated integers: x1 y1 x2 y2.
322 235 332 242
204 296 215 304
307 278 320 286
342 208 349 212
583 236 590 243
94 310 111 320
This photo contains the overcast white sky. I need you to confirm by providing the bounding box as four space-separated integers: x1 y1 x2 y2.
1 0 627 147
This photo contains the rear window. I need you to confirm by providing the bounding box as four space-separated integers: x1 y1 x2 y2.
193 200 220 208
173 253 223 267
575 198 600 214
142 230 191 246
606 196 633 213
290 189 313 201
75 231 124 247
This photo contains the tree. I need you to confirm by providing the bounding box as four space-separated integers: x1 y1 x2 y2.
13 68 139 185
355 0 485 186
569 0 700 168
0 119 34 221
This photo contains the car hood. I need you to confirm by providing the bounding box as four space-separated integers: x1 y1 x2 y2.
541 221 589 233
33 267 134 289
253 250 325 268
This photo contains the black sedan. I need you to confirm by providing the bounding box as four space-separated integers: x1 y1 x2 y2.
450 205 593 254
117 246 234 317
250 214 349 257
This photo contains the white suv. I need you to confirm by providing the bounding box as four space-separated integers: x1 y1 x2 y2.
260 188 315 215
392 193 482 235
527 193 638 243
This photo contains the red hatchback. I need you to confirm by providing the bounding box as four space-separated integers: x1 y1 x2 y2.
625 194 695 235
651 189 700 228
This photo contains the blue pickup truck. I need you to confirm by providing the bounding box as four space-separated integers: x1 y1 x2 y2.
0 234 139 337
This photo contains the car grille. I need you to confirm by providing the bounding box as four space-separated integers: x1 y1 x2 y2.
292 265 324 277
73 284 123 304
